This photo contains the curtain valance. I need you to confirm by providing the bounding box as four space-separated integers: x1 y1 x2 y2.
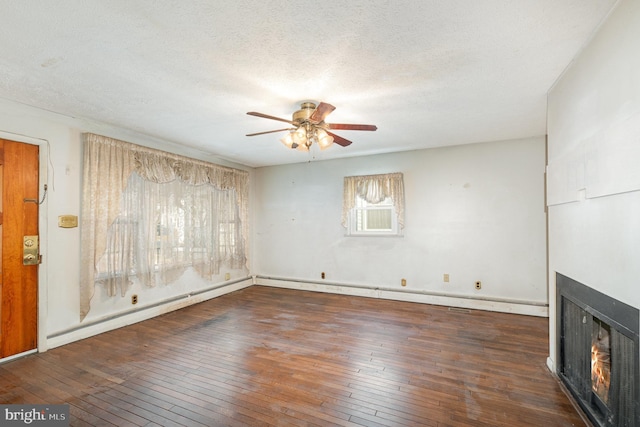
342 172 405 228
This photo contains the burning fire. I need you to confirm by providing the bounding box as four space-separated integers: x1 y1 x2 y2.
591 341 611 403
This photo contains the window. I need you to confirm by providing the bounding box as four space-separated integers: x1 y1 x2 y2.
95 175 245 283
343 173 405 236
350 195 398 235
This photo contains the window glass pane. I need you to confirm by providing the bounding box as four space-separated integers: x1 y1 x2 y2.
354 195 393 232
365 209 392 230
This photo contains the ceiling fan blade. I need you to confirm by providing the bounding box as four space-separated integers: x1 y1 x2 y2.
246 128 294 137
247 111 295 125
326 130 352 147
309 102 336 123
327 123 377 131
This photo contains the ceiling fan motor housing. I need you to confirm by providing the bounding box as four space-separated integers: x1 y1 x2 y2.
292 102 317 124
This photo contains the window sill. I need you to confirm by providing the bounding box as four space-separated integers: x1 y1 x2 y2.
344 233 404 238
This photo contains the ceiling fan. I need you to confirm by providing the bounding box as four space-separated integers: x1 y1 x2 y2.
246 102 377 151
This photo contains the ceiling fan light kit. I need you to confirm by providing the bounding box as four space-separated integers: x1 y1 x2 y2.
247 101 377 151
280 124 334 151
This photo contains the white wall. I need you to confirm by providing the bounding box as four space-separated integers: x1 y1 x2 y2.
0 98 252 352
254 137 547 313
0 92 548 356
0 94 550 355
546 0 640 370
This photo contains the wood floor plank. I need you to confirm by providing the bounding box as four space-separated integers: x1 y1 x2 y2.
0 286 587 426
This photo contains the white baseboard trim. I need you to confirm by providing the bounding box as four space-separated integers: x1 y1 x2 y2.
46 278 253 350
255 276 549 317
0 349 37 365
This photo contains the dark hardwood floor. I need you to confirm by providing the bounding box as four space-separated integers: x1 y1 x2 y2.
1 286 586 426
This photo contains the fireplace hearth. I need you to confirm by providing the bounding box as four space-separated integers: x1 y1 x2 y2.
556 274 639 427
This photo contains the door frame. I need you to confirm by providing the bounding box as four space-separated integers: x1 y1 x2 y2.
0 130 49 358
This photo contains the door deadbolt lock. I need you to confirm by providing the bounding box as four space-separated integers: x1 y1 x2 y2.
23 235 39 265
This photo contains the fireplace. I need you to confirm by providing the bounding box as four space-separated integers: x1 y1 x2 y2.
556 274 639 427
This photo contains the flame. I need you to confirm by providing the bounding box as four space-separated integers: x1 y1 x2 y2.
591 343 611 403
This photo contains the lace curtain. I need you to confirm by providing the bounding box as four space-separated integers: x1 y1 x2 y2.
342 172 405 228
80 133 249 320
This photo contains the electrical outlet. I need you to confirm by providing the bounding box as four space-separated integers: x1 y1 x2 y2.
321 272 325 279
475 281 482 290
131 294 138 305
225 272 231 280
401 278 407 286
444 273 450 283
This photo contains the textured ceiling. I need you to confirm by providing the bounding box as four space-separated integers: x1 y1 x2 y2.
0 1 617 167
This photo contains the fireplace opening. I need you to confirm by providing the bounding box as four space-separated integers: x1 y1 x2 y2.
591 317 611 416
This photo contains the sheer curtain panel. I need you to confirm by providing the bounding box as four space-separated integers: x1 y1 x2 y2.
80 133 249 321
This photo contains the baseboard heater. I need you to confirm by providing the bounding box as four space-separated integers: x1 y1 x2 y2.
48 276 252 340
254 275 547 308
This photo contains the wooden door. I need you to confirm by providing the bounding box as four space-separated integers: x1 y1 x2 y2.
0 138 39 358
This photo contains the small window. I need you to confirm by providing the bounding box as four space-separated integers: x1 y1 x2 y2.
349 195 398 235
343 173 404 236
